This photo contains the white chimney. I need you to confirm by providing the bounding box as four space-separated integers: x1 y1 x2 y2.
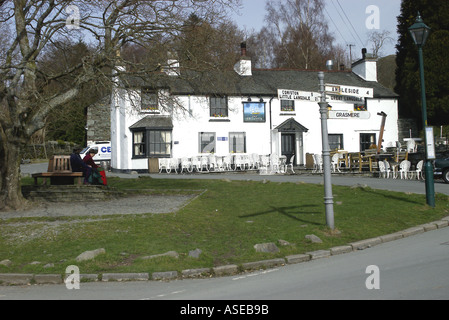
164 51 180 76
351 48 377 82
234 42 252 76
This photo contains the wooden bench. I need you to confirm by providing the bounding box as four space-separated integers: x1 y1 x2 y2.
349 151 376 172
32 155 84 186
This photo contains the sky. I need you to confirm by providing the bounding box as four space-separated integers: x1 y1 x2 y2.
230 0 402 60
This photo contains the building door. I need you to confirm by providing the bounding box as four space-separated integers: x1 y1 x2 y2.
281 133 295 164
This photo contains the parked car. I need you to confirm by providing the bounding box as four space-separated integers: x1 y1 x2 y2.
434 154 449 183
80 141 111 165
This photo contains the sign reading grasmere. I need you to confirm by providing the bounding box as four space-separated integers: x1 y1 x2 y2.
329 110 371 119
325 84 373 98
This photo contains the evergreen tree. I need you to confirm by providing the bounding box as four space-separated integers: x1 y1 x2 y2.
395 0 449 127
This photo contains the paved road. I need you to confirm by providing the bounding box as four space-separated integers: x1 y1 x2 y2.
20 162 449 195
1 226 448 301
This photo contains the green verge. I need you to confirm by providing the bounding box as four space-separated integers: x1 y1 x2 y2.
1 176 448 275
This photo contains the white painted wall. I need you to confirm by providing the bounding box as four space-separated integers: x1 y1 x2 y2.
111 85 398 172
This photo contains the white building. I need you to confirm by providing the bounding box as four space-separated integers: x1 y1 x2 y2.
110 48 399 173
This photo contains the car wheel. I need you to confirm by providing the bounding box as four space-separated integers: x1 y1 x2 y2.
443 169 449 184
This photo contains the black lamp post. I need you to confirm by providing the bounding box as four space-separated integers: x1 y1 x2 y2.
408 12 435 207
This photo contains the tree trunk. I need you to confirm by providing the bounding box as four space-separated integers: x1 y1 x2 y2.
0 130 28 211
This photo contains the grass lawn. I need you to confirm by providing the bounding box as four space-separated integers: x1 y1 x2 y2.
1 176 448 276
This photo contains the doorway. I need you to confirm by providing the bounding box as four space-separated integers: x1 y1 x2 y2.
281 133 295 164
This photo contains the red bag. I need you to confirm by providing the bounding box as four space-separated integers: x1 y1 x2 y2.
99 170 107 185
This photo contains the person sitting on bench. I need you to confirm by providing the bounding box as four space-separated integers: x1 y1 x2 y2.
70 147 90 174
82 149 99 184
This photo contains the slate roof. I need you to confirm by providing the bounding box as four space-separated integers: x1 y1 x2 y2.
129 115 173 129
275 117 309 132
123 67 397 99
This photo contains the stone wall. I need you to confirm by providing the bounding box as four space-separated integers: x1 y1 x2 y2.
398 118 418 142
22 141 76 160
86 95 111 144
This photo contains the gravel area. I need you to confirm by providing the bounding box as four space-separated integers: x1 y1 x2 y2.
0 194 197 219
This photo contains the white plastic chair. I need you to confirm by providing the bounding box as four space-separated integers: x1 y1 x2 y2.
208 154 218 171
251 153 260 170
286 154 295 174
159 158 169 173
234 154 245 171
406 139 417 153
168 158 179 174
215 156 225 171
378 161 391 178
200 156 209 172
180 157 192 173
223 155 233 171
398 160 411 179
270 153 281 173
313 154 323 173
191 156 201 172
331 153 341 172
259 155 270 174
413 160 424 180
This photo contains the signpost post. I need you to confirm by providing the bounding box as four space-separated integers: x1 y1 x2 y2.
318 72 334 230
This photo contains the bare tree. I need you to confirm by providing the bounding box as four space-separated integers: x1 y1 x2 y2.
0 0 240 211
262 0 335 69
367 30 394 58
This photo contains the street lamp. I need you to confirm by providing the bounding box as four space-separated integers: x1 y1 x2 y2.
318 62 335 229
408 12 435 207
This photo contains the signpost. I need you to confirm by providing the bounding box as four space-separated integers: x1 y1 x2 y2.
278 84 373 105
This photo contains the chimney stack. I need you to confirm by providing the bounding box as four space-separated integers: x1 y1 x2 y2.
240 42 247 56
351 48 377 82
362 48 367 59
234 42 252 76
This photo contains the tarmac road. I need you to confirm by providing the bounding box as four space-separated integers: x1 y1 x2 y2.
1 225 448 300
20 162 449 195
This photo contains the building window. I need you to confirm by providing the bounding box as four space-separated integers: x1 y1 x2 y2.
281 100 295 112
210 96 228 117
328 134 344 151
132 129 172 158
199 132 215 153
133 131 146 157
229 132 246 153
149 130 172 156
141 88 158 112
354 104 367 111
360 133 376 151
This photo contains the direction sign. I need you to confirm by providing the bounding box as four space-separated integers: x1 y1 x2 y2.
326 94 365 105
325 84 373 98
328 110 371 119
277 89 320 102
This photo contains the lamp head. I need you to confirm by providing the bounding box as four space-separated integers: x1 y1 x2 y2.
408 12 431 47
